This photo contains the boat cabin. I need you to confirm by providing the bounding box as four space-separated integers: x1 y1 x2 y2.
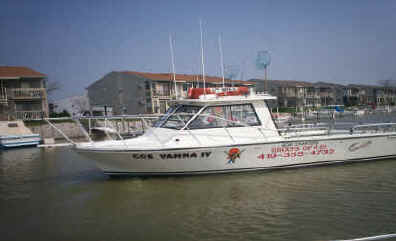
152 88 280 139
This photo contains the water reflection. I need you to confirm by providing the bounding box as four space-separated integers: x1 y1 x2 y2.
1 124 396 240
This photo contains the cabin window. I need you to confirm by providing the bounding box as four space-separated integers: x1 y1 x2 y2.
154 105 201 130
188 104 260 129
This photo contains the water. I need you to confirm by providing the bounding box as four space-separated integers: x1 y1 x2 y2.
2 113 396 241
1 148 396 241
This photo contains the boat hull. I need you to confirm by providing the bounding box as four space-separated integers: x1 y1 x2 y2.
76 133 396 176
0 135 41 148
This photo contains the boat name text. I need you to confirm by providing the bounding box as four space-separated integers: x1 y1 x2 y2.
160 152 212 159
131 152 212 160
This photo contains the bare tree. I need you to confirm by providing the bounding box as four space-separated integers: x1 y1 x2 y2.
71 96 90 116
45 79 62 98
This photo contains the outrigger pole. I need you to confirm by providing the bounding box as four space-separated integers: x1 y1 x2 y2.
199 19 206 96
169 34 178 99
218 34 225 88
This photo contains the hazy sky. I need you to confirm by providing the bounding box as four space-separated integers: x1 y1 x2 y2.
1 0 396 99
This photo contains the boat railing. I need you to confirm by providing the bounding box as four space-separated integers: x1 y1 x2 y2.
351 123 396 134
40 115 161 146
279 123 331 137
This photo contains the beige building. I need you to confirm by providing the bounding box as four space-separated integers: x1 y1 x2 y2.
0 66 49 120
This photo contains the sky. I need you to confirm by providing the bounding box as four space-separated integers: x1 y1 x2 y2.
1 0 396 100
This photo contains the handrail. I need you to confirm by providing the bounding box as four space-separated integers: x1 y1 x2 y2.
352 123 396 129
352 123 396 134
79 114 162 120
279 123 331 137
8 88 45 99
15 111 46 120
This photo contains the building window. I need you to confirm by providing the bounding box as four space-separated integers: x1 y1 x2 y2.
145 81 150 90
15 101 42 111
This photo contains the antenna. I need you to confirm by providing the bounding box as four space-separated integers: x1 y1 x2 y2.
218 34 225 88
240 59 246 81
199 19 206 95
169 34 177 99
256 50 271 93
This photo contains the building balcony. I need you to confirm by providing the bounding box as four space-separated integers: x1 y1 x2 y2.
14 110 47 120
319 92 335 97
152 90 172 98
7 88 46 100
0 87 7 103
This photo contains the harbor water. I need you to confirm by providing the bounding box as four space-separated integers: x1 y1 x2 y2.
2 113 396 241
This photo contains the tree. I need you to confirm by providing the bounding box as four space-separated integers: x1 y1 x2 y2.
71 96 90 116
49 109 70 118
45 79 62 99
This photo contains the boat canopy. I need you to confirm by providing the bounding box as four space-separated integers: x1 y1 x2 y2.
154 92 276 131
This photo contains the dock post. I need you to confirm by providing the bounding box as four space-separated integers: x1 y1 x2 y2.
88 118 91 135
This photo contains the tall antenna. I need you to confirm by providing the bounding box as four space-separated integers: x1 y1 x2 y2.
199 19 206 95
218 34 225 88
169 34 178 99
256 50 271 93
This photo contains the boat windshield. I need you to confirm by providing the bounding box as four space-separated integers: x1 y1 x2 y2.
153 105 202 130
188 104 261 129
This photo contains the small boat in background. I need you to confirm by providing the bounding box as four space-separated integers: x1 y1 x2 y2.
0 121 40 148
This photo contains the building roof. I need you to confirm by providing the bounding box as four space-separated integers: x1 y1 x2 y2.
121 71 255 85
0 66 46 79
347 84 379 89
252 79 314 87
254 79 346 88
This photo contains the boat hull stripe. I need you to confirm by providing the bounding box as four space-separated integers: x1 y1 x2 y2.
76 133 396 153
103 154 396 176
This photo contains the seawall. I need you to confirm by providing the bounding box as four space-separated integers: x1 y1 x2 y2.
26 121 85 140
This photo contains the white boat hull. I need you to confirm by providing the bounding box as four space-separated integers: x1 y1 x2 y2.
0 135 41 148
76 133 396 176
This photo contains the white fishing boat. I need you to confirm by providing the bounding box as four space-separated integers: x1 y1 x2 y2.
74 87 396 176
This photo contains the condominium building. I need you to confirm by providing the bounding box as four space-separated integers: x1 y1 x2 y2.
252 79 395 109
87 71 254 115
0 66 49 120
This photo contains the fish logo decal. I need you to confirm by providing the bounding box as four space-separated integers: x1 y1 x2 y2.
226 148 244 164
